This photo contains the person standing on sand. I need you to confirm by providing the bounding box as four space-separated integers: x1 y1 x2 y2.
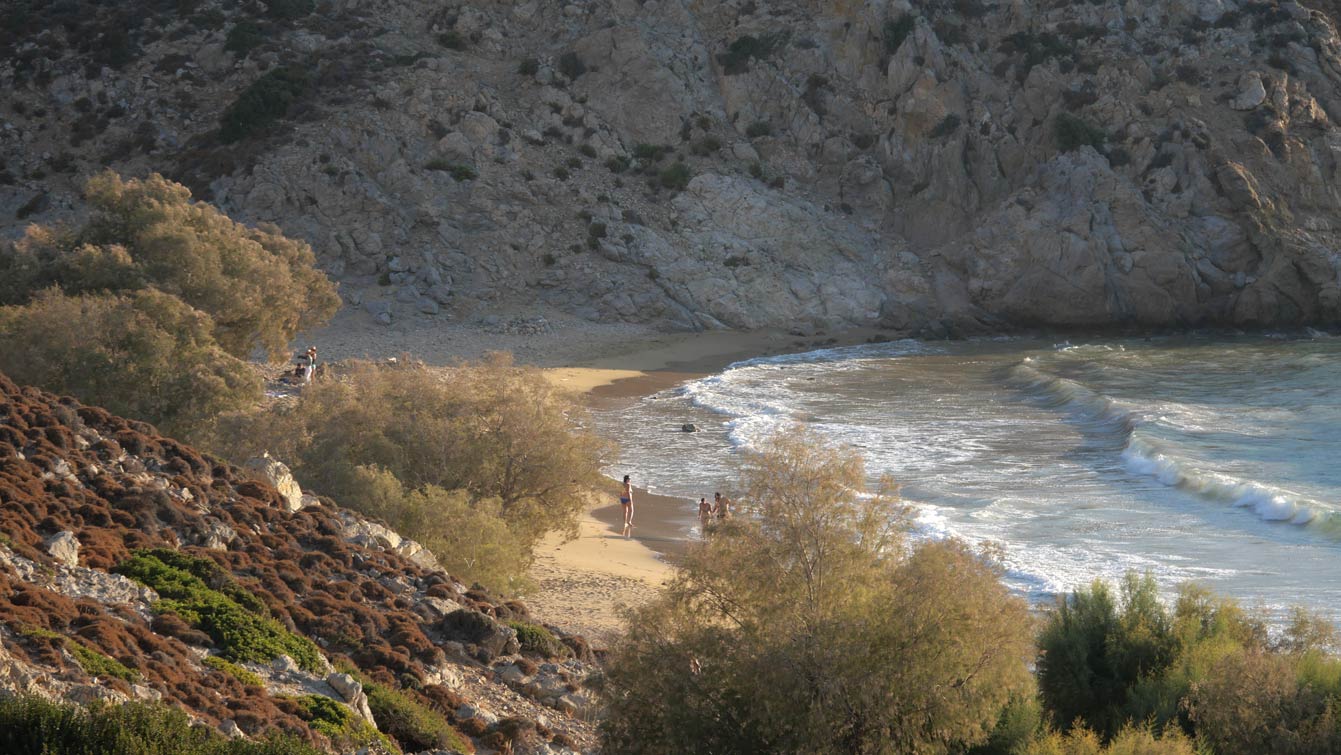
698 497 712 536
620 475 634 537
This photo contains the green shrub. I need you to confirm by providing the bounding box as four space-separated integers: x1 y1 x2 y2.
362 676 470 753
557 51 586 80
744 121 771 138
517 58 539 76
219 66 310 143
0 172 339 361
426 160 476 181
1055 112 1106 152
289 695 394 752
68 642 140 683
224 21 266 57
21 627 140 684
601 430 1034 754
632 143 672 161
202 655 263 687
506 621 568 658
208 357 611 590
0 289 261 438
115 550 324 673
605 156 631 173
718 32 790 75
437 31 466 50
0 695 323 755
658 162 692 191
884 14 916 54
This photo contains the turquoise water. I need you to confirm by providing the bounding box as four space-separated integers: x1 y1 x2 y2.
598 334 1341 627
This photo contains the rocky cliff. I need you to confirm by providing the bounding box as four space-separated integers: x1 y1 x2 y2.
4 0 1341 334
0 371 600 753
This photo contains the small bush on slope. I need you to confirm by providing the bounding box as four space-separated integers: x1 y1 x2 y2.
115 550 324 673
0 695 322 755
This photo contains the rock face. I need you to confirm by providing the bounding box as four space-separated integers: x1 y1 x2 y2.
6 0 1341 332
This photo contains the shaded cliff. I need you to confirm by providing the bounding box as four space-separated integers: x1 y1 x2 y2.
4 0 1341 333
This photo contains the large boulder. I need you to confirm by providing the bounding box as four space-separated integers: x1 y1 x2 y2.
242 453 305 513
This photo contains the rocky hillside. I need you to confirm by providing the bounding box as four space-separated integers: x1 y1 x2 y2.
0 371 601 754
4 0 1341 334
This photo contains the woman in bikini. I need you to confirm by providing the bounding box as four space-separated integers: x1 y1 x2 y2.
620 475 634 537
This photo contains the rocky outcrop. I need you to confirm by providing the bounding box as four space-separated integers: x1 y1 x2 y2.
242 453 305 512
5 0 1341 333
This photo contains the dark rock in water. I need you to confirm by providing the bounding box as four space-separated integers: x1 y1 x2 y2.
681 423 698 433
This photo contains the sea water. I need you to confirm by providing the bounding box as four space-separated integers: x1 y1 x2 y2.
594 334 1341 627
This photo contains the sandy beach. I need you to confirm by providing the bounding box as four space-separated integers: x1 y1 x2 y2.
523 322 894 639
299 303 893 641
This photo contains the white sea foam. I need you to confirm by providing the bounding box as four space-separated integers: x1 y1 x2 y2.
1008 359 1336 529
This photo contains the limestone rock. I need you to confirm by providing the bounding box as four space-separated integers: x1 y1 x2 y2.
44 531 79 567
243 453 304 512
326 672 377 725
1231 71 1267 111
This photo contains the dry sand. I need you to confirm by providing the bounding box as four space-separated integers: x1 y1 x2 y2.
296 302 893 642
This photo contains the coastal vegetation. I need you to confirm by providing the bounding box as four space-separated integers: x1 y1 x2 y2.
601 430 1035 753
208 355 610 591
600 428 1341 754
0 172 338 436
0 695 323 755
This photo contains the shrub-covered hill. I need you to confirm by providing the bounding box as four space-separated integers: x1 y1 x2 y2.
0 371 598 754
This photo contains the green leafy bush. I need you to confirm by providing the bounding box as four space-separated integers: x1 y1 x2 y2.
1055 113 1106 152
506 621 568 658
203 655 263 687
658 162 692 191
208 357 610 591
632 143 672 161
115 550 324 673
0 289 261 438
21 627 139 683
601 429 1034 754
0 172 339 360
718 32 790 75
437 31 466 50
288 695 394 752
362 676 470 753
224 21 267 57
0 695 323 755
219 66 310 143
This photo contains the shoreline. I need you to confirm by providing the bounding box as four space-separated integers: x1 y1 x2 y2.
523 325 896 639
294 310 895 640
